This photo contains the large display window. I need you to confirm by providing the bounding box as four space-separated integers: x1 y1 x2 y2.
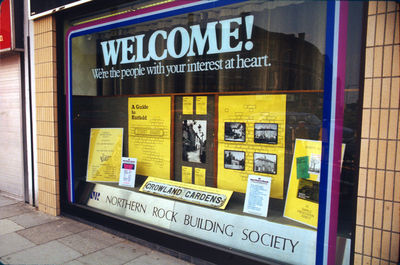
63 1 365 264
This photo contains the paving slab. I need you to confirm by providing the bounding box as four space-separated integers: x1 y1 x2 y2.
124 251 192 265
0 219 24 235
0 232 36 257
75 241 149 265
1 240 82 264
64 260 85 265
58 228 125 255
17 218 92 245
0 202 33 219
0 195 19 207
0 194 195 265
9 210 59 228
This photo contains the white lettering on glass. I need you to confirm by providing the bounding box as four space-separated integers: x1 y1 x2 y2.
100 15 255 66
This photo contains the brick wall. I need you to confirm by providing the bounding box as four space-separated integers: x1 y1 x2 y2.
34 16 60 216
355 2 400 264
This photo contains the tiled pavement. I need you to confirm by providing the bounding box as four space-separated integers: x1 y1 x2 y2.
0 193 193 265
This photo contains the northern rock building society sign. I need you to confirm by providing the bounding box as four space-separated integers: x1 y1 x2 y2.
87 183 317 265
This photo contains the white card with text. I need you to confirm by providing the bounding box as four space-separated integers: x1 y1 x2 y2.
243 175 272 217
119 157 137 188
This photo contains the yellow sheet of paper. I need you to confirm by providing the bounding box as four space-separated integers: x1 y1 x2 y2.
182 166 192 183
217 95 286 199
182 96 193 115
86 128 123 182
128 97 171 179
194 168 206 186
196 96 207 115
283 139 345 228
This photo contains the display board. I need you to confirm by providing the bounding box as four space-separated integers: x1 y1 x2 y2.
128 97 171 179
217 95 286 198
284 139 345 228
86 128 123 182
173 95 215 186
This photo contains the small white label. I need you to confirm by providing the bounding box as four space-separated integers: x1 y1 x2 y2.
118 157 137 188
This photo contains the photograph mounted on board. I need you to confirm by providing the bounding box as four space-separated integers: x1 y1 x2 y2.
224 150 245 170
182 120 207 163
254 123 278 144
224 122 246 142
308 153 321 176
297 178 319 203
253 152 277 175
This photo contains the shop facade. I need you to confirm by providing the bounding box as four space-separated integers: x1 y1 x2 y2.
30 1 399 264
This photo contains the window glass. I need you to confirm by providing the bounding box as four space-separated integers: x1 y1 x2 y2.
63 1 361 264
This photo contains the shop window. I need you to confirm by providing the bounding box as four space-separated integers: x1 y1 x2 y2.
63 1 363 264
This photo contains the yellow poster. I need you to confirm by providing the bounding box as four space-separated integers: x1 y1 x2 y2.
283 139 345 228
194 168 206 186
182 96 193 115
196 96 207 115
217 95 286 199
182 166 192 183
86 128 123 182
128 97 171 179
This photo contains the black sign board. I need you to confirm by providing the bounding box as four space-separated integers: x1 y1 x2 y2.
29 0 89 17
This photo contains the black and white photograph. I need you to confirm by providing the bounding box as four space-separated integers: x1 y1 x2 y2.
224 122 246 142
253 152 277 174
224 150 245 170
308 153 321 175
254 123 278 144
182 120 207 163
297 179 319 203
